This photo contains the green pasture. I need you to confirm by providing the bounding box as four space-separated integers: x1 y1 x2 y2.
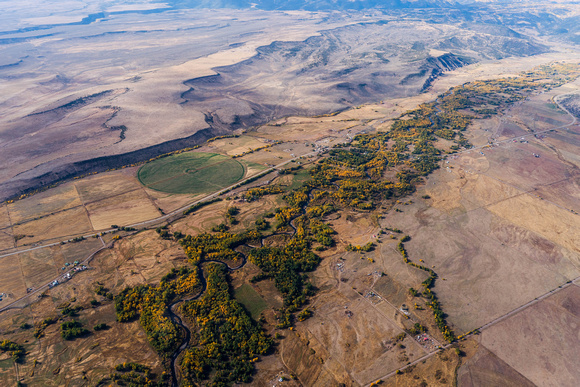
234 284 268 319
138 152 245 194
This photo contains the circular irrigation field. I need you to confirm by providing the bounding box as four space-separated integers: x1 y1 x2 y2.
137 152 245 194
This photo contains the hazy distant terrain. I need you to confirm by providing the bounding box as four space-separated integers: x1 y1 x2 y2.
0 0 578 199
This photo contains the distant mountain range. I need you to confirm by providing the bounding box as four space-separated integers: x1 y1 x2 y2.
167 0 455 11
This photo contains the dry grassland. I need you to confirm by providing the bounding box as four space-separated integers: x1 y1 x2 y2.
515 99 572 133
276 244 440 384
535 177 580 213
0 231 14 251
279 330 348 386
112 230 184 286
300 287 426 385
251 352 301 387
0 205 12 228
8 184 82 224
85 188 160 230
18 249 59 289
328 211 378 246
1 9 362 200
456 174 522 212
541 127 580 167
487 194 580 255
203 136 268 156
480 285 580 387
1 310 161 386
242 161 268 177
1 52 579 386
384 340 477 387
57 238 103 267
172 195 280 238
171 200 229 236
74 170 142 204
385 200 579 332
0 238 103 308
457 345 536 387
0 254 27 301
143 189 204 215
12 206 93 245
483 142 571 191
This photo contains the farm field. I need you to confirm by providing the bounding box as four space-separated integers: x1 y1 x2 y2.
204 135 270 157
74 171 143 204
457 345 536 387
478 285 580 387
12 206 93 246
137 152 245 194
0 205 10 229
0 232 14 251
7 184 83 225
85 189 160 230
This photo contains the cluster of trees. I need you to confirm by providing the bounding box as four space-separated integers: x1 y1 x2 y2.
277 165 302 175
273 206 301 229
325 64 580 193
156 225 185 241
397 239 454 342
33 316 58 339
95 284 114 300
243 185 284 202
305 150 414 211
60 304 83 317
225 206 239 224
180 230 260 264
111 225 136 232
180 264 273 386
254 218 269 231
249 234 318 328
110 362 164 386
408 323 426 335
115 362 151 373
94 323 109 331
0 340 25 363
310 219 335 247
206 134 239 143
117 63 580 380
521 62 580 88
345 242 374 252
115 267 201 356
60 320 90 340
305 203 334 218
